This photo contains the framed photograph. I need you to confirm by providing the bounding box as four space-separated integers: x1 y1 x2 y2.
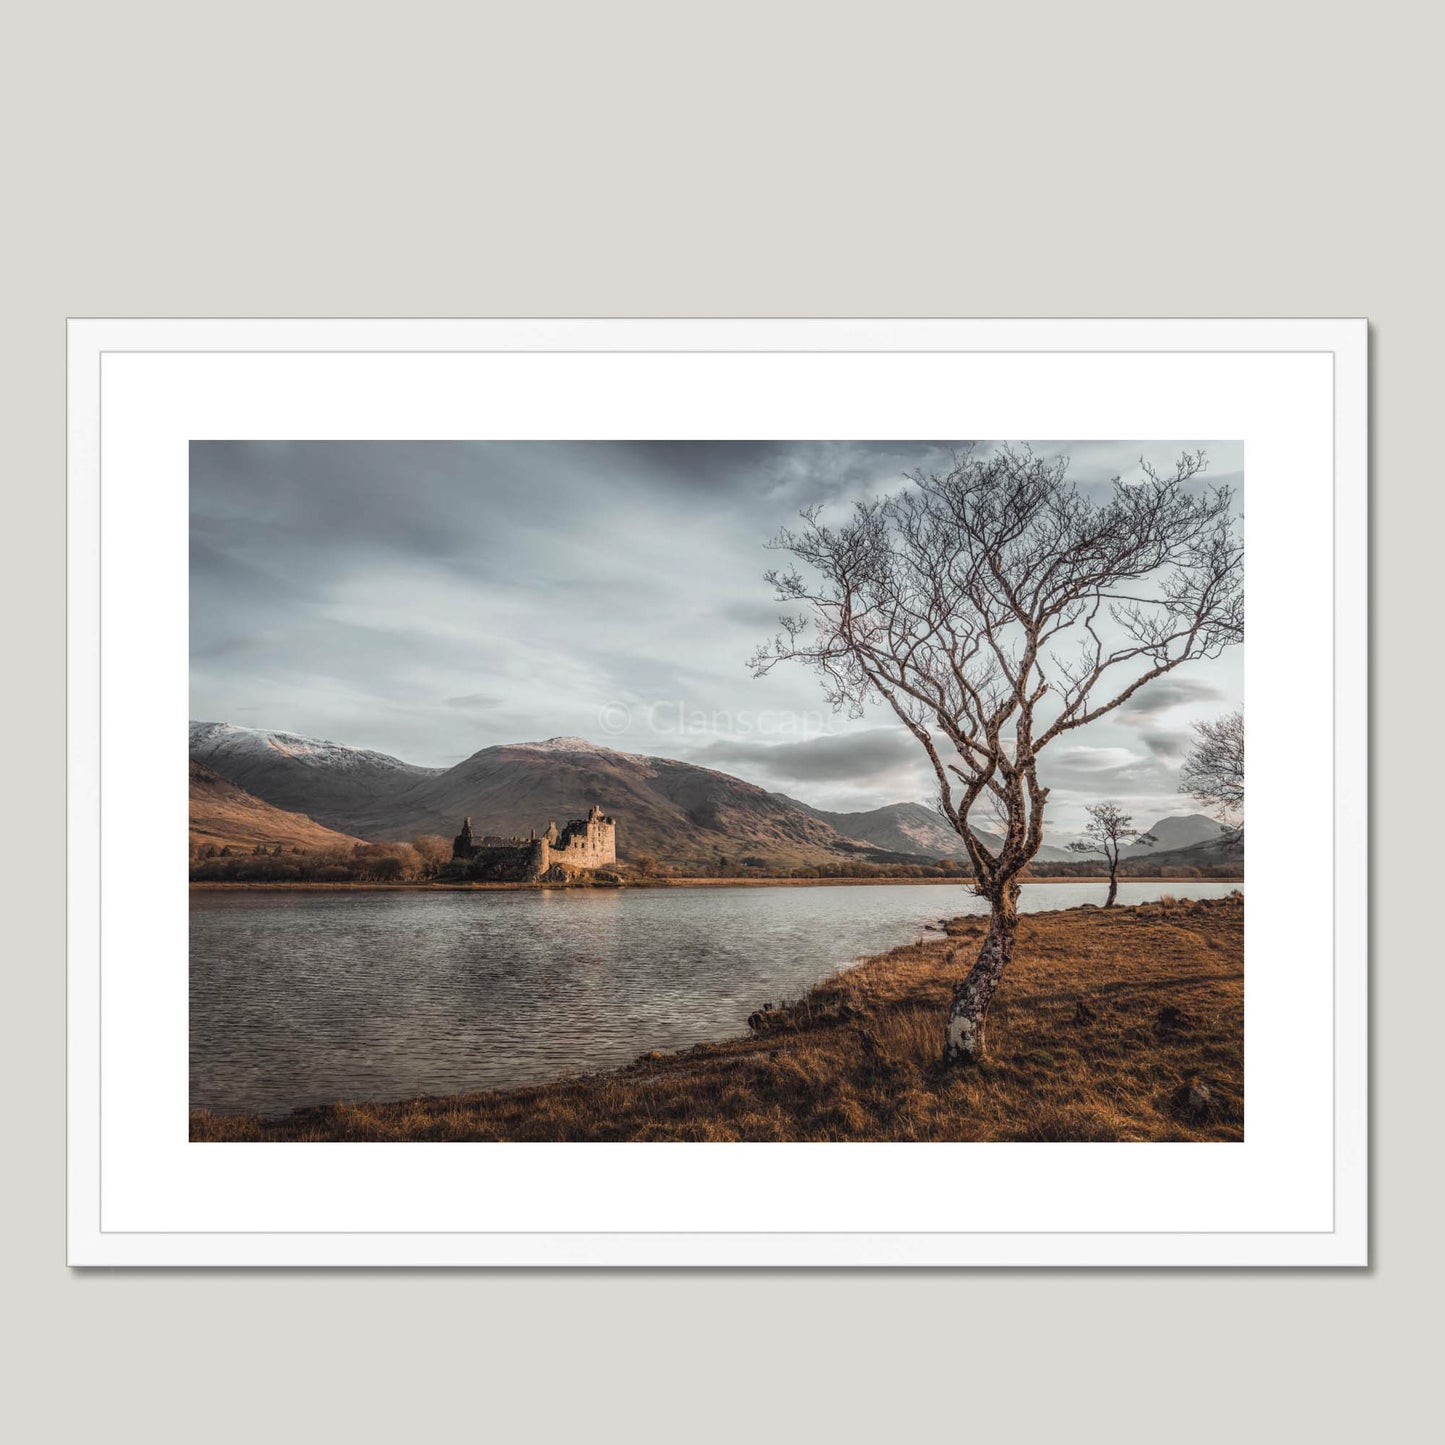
67 318 1367 1266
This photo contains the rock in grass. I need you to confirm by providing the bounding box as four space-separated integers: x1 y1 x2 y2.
1170 1078 1215 1122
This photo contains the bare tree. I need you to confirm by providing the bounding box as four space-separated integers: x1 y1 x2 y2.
751 445 1243 1064
1180 708 1244 840
1067 802 1155 908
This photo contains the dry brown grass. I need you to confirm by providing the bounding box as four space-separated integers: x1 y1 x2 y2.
190 894 1243 1143
189 761 363 852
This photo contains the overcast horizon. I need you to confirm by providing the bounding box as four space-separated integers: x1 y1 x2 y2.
191 440 1243 838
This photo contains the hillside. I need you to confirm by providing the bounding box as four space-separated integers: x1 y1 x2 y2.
1121 813 1229 856
189 722 442 835
790 797 1074 863
189 762 363 851
1119 832 1242 872
356 737 893 869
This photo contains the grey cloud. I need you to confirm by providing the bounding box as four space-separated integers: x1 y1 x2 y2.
691 729 922 785
192 440 1243 808
611 440 962 505
1138 728 1188 759
720 597 792 630
1037 744 1176 797
1118 677 1225 721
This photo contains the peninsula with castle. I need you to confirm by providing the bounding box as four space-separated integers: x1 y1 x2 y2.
449 804 618 883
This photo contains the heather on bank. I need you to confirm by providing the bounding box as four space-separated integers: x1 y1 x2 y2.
189 836 455 883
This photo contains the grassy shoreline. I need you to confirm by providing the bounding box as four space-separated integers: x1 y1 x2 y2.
190 875 1242 892
191 893 1244 1143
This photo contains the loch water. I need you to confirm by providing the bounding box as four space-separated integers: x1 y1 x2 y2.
190 879 1242 1116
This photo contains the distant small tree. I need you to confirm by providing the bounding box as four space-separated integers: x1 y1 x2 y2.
1180 709 1244 841
1067 802 1156 908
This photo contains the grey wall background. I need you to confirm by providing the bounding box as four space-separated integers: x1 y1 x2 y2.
3 1 1435 1440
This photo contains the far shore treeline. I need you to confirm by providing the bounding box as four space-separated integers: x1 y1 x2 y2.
189 837 1241 886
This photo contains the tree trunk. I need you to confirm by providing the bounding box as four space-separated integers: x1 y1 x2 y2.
942 897 1019 1065
1105 869 1118 908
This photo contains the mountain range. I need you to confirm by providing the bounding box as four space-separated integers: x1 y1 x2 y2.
189 721 1228 870
788 798 1077 864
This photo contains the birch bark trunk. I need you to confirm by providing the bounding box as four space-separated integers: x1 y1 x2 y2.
942 893 1020 1065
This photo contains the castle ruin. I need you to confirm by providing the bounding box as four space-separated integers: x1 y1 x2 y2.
451 804 617 882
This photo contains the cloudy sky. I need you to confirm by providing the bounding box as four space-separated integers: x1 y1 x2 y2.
191 440 1243 839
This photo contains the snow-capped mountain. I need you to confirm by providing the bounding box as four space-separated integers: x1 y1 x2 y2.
189 722 442 835
506 735 641 757
188 721 434 775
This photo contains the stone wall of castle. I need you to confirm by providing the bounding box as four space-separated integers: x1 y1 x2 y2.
452 805 615 882
464 839 549 882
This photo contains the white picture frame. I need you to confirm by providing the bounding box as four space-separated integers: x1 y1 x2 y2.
67 317 1367 1267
